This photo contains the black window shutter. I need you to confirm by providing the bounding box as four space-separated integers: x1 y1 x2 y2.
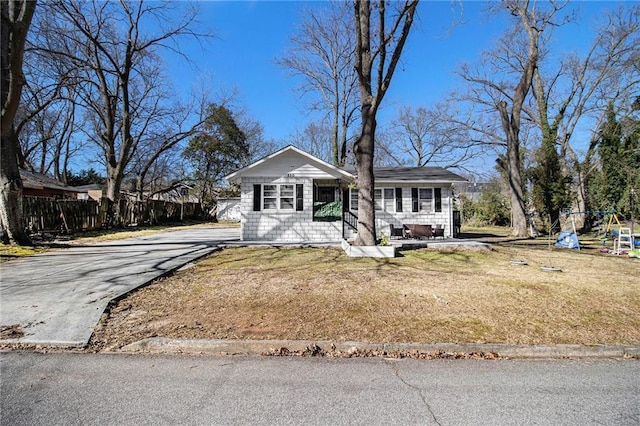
411 188 418 212
296 184 304 211
434 188 442 212
395 188 403 212
253 184 261 211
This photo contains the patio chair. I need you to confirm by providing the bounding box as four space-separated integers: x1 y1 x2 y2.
389 224 405 239
433 225 445 239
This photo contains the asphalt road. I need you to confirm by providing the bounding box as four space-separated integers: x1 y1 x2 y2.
1 352 638 425
0 227 239 346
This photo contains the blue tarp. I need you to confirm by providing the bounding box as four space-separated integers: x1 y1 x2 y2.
555 231 580 250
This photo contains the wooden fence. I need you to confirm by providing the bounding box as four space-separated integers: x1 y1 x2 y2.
23 197 204 234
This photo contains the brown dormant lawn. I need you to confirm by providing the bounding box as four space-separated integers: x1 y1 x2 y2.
90 241 640 351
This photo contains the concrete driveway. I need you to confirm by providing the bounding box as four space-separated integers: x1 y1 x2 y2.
0 227 239 347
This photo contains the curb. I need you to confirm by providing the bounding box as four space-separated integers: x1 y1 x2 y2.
120 338 640 359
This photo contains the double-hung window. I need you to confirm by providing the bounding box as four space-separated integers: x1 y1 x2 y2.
372 188 399 212
350 188 358 211
383 188 395 211
418 188 433 212
279 185 294 209
411 187 442 213
263 185 278 210
351 188 402 212
262 184 294 211
374 189 383 211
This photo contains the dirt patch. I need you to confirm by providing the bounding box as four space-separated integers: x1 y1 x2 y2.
0 324 24 339
87 244 640 352
263 343 502 360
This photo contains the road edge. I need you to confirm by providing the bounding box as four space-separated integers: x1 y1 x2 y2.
119 337 640 359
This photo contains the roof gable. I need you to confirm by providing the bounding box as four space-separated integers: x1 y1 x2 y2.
226 145 354 183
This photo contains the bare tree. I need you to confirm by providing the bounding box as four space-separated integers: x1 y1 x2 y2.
530 3 640 230
17 79 82 182
289 121 333 163
17 14 85 183
38 0 206 225
378 105 483 170
278 1 359 166
128 96 206 202
352 0 419 246
452 1 568 237
1 0 36 245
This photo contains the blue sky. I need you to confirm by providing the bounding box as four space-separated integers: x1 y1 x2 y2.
167 1 618 153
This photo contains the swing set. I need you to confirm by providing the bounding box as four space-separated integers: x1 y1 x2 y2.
551 210 620 251
553 210 637 254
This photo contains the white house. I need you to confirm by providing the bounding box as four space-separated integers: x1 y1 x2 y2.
226 146 467 243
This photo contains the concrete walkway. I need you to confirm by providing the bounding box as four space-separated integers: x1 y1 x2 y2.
0 227 240 347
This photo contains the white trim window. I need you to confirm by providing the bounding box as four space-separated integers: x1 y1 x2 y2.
411 187 442 213
383 188 395 211
350 188 358 211
263 184 294 211
353 187 401 212
374 188 396 211
418 188 433 212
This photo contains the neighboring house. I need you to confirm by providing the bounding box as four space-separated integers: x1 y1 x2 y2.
454 181 490 202
20 169 80 199
73 183 104 201
226 146 467 243
150 184 199 203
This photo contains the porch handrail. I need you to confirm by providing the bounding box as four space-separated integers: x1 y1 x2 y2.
343 210 358 231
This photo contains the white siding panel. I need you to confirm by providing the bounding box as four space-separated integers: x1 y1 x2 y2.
239 176 343 242
373 184 455 238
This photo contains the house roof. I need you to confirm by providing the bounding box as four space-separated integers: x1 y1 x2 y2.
371 167 467 184
72 183 103 191
20 169 80 193
226 145 354 183
226 146 467 185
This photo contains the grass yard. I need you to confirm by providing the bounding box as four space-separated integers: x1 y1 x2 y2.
90 240 640 351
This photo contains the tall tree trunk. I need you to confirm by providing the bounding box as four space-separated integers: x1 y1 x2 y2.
331 97 340 166
497 100 528 237
0 128 30 244
352 0 418 246
1 0 36 245
340 116 348 167
507 123 527 235
354 105 377 245
493 1 540 238
105 163 124 226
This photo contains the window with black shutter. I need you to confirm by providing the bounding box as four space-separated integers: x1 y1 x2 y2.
395 188 403 212
253 184 261 211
